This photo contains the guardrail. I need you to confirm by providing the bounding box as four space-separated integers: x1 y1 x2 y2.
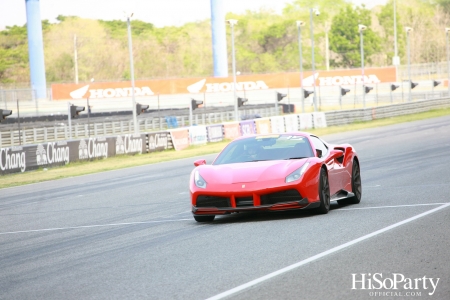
325 97 450 126
0 107 279 147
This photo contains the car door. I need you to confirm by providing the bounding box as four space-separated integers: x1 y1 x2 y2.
310 136 340 196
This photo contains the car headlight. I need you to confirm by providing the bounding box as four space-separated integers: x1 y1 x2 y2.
285 162 310 183
194 170 207 189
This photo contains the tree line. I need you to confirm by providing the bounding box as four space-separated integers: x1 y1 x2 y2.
1 0 449 87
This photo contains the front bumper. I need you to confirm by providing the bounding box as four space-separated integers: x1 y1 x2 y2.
192 197 320 215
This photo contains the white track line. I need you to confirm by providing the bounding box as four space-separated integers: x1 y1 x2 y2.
335 203 447 211
0 218 191 235
205 203 450 300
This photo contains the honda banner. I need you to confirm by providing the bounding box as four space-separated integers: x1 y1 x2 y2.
51 67 397 100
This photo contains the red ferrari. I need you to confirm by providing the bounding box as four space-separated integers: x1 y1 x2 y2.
190 133 361 222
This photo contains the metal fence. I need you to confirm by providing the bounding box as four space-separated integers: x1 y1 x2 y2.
0 106 280 147
1 97 449 148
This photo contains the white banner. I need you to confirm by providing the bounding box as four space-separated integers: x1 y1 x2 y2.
270 116 285 133
284 115 299 132
189 126 207 145
313 112 328 128
299 113 313 130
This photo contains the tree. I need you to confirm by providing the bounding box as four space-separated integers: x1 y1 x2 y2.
377 0 406 66
0 25 29 83
329 5 381 68
435 0 450 13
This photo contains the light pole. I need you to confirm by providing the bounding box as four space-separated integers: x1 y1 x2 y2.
446 28 450 97
359 24 367 108
296 21 305 113
74 34 78 84
393 0 400 81
126 12 139 134
227 19 239 121
309 8 320 112
405 27 413 102
325 22 330 71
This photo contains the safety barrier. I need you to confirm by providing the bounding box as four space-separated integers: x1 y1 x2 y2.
0 107 279 147
1 97 449 175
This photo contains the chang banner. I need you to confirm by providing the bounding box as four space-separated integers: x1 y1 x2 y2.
36 141 70 167
0 146 28 174
115 134 146 155
77 137 115 160
148 132 169 152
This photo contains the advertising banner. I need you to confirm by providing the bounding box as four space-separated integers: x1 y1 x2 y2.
115 134 146 155
284 115 299 132
189 126 208 146
240 120 257 136
299 113 313 130
270 116 285 133
223 122 241 140
76 137 116 161
207 125 224 143
255 118 271 134
1 145 33 175
170 129 189 151
148 132 169 153
313 112 328 128
51 67 397 100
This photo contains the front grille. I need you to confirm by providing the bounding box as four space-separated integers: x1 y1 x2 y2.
260 189 302 205
196 196 231 208
235 196 254 207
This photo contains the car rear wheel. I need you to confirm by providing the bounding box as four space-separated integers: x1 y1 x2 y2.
194 215 215 222
315 168 330 214
348 160 362 204
338 160 362 205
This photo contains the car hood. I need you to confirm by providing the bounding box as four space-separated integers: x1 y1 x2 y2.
198 159 308 184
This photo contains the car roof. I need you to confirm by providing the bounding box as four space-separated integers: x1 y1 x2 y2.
233 132 312 141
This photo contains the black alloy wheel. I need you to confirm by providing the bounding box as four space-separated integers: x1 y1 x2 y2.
348 160 362 204
194 215 215 222
315 168 330 214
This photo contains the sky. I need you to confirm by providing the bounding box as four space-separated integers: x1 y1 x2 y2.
0 0 387 30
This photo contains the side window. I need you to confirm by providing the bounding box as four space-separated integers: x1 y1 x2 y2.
310 136 328 158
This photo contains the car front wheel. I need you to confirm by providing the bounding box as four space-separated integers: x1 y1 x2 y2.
194 215 215 222
315 168 330 214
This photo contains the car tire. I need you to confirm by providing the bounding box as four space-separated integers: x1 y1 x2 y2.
338 160 362 205
348 160 362 204
194 215 215 222
315 168 330 214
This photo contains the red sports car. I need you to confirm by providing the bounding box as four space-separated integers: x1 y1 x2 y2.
190 133 361 222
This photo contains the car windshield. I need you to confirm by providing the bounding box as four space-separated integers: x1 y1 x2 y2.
213 135 314 165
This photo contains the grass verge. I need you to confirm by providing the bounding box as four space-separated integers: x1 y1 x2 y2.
1 107 450 189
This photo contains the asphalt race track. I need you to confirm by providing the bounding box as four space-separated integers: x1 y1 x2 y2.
1 115 449 300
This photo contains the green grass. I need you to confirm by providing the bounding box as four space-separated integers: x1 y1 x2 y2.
1 107 450 189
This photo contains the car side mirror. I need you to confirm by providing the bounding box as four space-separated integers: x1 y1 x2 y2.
194 159 206 167
316 149 322 158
